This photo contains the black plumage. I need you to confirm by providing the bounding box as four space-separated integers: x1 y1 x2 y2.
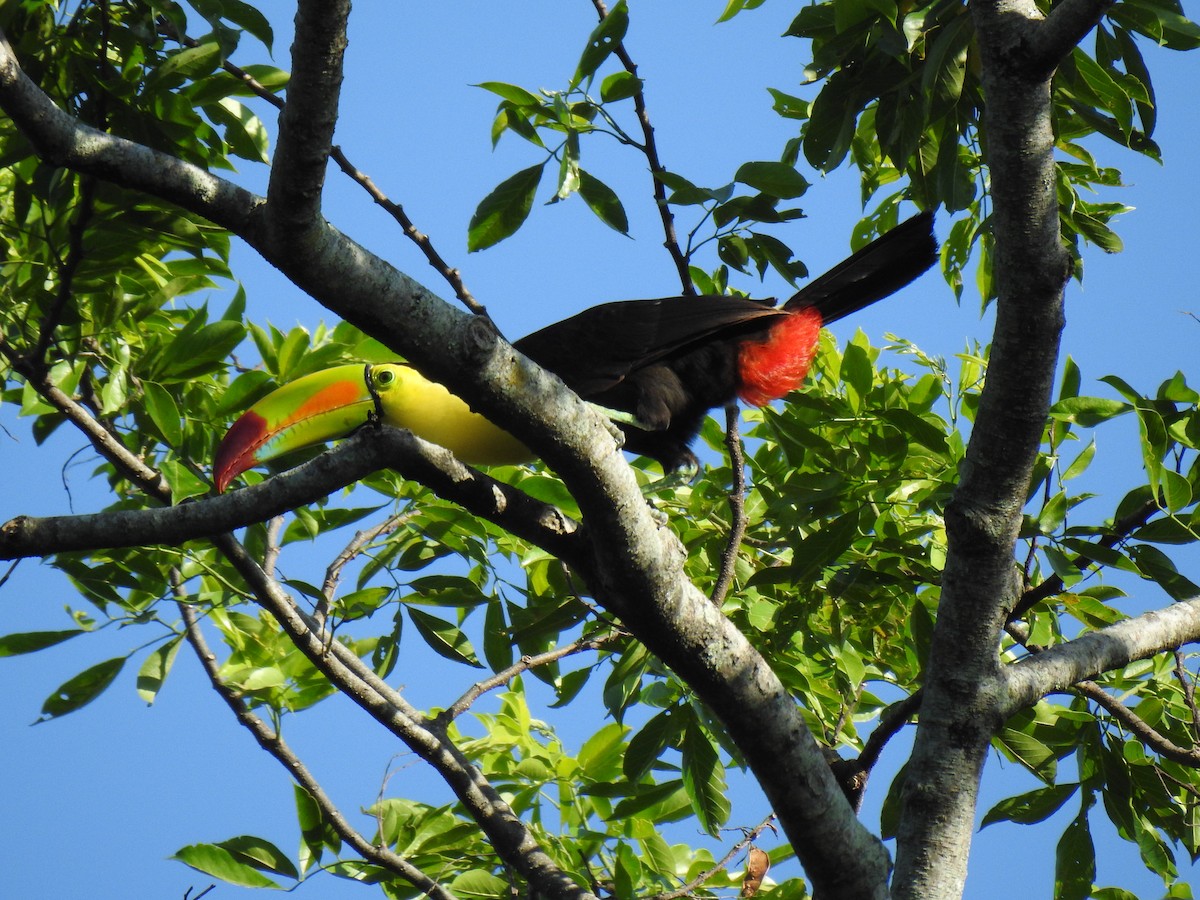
513 211 938 470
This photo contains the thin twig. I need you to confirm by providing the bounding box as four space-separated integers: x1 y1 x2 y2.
328 148 487 316
712 404 748 606
823 690 923 811
1010 496 1159 620
1153 762 1200 801
32 175 96 365
0 558 18 590
649 813 777 900
1175 650 1200 740
318 510 415 625
859 691 922 774
0 329 171 500
589 0 693 294
438 632 621 725
1071 679 1200 767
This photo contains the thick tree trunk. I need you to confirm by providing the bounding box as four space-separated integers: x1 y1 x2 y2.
891 1 1074 896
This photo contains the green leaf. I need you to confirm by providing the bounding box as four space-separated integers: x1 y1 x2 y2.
1129 545 1200 601
734 161 810 199
717 0 767 22
1054 806 1095 900
0 629 84 657
1047 396 1131 427
681 720 730 835
551 668 590 707
483 600 514 672
754 510 861 585
221 1 275 50
1037 491 1068 535
556 131 581 200
573 0 628 87
839 340 873 410
159 320 246 381
803 69 861 172
153 42 223 86
218 835 299 880
992 726 1057 782
38 657 125 721
981 783 1079 829
295 784 338 874
136 638 182 704
579 722 628 781
625 707 682 782
142 381 183 447
208 98 269 163
767 87 810 120
577 169 630 234
600 71 641 102
639 830 677 878
467 164 544 251
241 666 287 691
613 841 643 898
475 81 542 107
1061 439 1096 481
1160 468 1192 512
173 842 281 888
1059 355 1081 401
408 607 483 667
451 870 511 898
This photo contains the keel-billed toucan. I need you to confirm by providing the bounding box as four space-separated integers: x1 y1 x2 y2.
214 210 937 492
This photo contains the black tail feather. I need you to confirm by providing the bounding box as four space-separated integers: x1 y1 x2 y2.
784 210 938 323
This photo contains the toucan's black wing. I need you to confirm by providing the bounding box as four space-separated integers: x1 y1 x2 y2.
514 295 786 397
784 210 937 322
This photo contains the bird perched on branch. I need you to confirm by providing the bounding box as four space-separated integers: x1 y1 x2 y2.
214 210 937 492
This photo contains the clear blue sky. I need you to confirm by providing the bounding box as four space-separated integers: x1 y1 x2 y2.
2 3 1198 897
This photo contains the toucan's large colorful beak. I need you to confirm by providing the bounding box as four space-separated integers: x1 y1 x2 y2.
214 364 375 492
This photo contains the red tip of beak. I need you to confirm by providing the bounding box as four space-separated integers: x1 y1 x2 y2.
214 409 268 493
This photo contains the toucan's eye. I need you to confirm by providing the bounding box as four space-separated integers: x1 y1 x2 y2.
376 368 395 387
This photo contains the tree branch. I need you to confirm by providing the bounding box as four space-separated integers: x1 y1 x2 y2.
265 0 350 235
1069 679 1200 767
318 510 416 624
0 427 578 561
1010 495 1158 621
1027 0 1116 75
437 633 620 724
175 589 455 897
328 148 488 316
211 532 598 900
0 33 262 233
157 22 485 315
589 0 693 293
649 813 777 900
0 328 171 501
0 27 894 897
7 277 593 900
1004 596 1200 713
893 0 1073 894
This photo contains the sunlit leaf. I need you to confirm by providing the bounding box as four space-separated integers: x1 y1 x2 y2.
173 842 280 889
38 657 125 721
467 164 545 251
408 608 483 667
